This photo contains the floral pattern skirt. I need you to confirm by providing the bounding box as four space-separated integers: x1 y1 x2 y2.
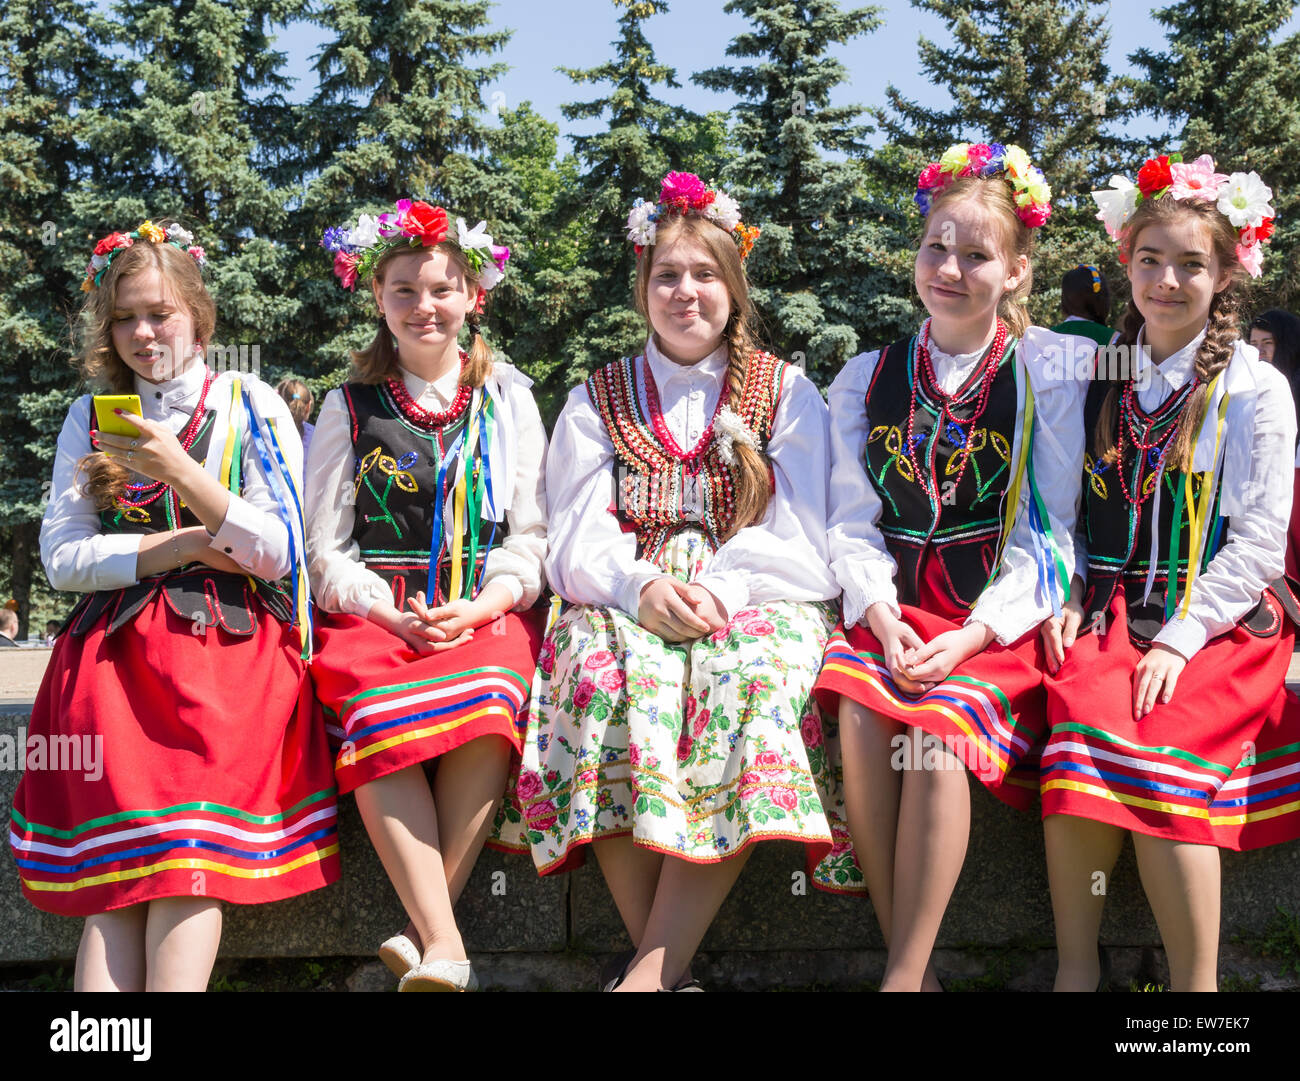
495 592 865 894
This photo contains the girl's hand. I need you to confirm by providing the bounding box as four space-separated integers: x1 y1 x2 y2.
900 622 996 687
864 602 929 694
680 582 729 634
1133 643 1187 719
90 413 200 489
1041 578 1087 675
368 601 448 654
639 577 712 642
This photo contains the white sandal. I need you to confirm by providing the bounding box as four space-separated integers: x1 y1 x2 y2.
398 958 479 992
377 934 421 978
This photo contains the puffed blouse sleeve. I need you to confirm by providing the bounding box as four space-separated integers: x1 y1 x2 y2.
694 363 839 617
40 396 144 592
967 328 1088 644
543 383 665 617
825 350 904 626
304 388 394 617
1153 350 1296 659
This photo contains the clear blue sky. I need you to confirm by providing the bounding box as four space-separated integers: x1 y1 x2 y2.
274 1 1299 150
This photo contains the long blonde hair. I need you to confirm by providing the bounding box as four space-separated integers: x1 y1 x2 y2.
633 214 772 537
350 243 493 388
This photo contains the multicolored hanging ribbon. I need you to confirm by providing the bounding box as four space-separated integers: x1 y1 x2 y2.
240 384 313 660
427 388 502 602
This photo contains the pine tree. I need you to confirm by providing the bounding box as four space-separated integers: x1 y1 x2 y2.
542 0 724 397
1130 0 1300 304
0 0 116 632
694 0 912 387
878 0 1137 329
290 0 523 383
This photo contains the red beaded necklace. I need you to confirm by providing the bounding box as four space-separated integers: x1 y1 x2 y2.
1113 377 1196 506
116 367 214 509
904 320 1009 496
385 354 473 429
641 358 726 476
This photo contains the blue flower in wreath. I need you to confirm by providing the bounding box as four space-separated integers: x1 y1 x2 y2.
538 733 549 752
574 809 590 829
605 748 618 762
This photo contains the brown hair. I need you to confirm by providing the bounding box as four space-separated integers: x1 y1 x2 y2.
350 243 493 388
75 227 216 511
1093 196 1244 473
633 214 771 537
275 377 314 434
922 177 1034 337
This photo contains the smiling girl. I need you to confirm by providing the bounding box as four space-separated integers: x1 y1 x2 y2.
1040 155 1300 991
11 221 339 990
306 201 547 991
812 142 1089 991
511 172 848 991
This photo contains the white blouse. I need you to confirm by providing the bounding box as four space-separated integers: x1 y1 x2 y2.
41 361 303 592
545 336 839 620
305 362 548 618
827 323 1090 645
1087 330 1295 660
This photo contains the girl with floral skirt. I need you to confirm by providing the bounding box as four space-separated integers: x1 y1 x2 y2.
10 222 339 991
506 172 856 992
813 143 1090 991
1041 154 1300 991
306 201 547 992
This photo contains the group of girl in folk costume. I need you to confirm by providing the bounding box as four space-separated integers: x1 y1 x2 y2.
11 141 1300 993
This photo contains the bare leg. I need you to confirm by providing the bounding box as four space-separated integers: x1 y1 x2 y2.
76 906 147 992
1132 833 1220 991
1044 813 1125 991
144 898 222 991
882 740 970 991
616 848 752 991
593 835 665 945
435 736 513 904
353 764 464 962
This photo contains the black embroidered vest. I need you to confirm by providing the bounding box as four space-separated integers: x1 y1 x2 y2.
1079 378 1298 642
68 399 292 638
343 380 507 609
863 334 1018 608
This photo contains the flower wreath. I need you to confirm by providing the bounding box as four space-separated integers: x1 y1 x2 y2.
914 142 1053 228
626 171 761 259
1092 153 1275 278
322 198 511 292
81 221 206 292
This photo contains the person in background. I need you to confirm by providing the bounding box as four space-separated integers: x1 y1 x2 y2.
1051 264 1116 347
0 608 18 646
275 377 316 459
1249 309 1300 575
44 620 60 646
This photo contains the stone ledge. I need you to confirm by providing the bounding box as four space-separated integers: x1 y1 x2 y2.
2 709 1299 963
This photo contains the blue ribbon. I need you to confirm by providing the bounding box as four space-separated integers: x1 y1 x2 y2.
241 387 312 656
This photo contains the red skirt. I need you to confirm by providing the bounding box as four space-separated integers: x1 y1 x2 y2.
1040 588 1300 850
10 595 340 917
311 607 545 794
814 554 1047 810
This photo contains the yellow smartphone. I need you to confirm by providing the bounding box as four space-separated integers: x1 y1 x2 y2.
92 394 144 437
